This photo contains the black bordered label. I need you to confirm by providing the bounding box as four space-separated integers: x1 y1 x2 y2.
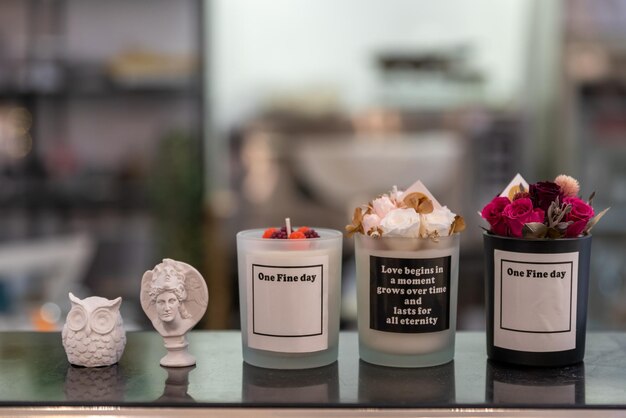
369 255 451 333
252 263 324 337
493 249 579 352
246 253 330 353
499 259 573 334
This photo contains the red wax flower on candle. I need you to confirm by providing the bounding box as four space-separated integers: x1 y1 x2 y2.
270 227 289 239
289 231 306 239
303 229 320 238
262 228 277 238
262 223 320 239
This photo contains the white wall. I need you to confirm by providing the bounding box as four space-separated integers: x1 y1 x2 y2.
210 0 532 131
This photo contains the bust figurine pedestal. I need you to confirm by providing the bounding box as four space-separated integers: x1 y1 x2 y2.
161 335 196 367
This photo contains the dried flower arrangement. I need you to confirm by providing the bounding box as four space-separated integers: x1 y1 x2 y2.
346 182 465 240
481 174 609 239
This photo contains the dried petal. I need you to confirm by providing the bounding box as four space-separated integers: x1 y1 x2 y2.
588 191 596 205
403 192 434 214
546 199 571 229
547 228 563 239
522 222 548 239
418 199 434 215
555 221 572 232
367 226 383 238
584 207 610 234
449 215 466 234
345 207 365 236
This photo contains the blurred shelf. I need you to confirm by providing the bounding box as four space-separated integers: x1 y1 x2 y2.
0 87 201 100
0 83 201 100
0 178 150 210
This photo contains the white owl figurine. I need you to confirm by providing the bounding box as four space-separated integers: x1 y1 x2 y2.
62 293 126 367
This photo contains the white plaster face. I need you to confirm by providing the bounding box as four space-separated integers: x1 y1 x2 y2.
156 291 180 323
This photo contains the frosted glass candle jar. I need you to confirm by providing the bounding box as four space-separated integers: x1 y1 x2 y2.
355 233 460 367
236 229 342 369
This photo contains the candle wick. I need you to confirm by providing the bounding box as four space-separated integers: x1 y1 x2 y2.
285 218 292 236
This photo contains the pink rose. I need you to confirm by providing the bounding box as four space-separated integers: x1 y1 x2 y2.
481 196 511 236
502 198 545 237
563 197 594 238
362 213 381 234
372 196 396 218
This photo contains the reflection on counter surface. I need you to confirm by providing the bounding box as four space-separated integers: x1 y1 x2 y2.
486 361 585 405
358 360 455 405
242 362 339 404
64 364 126 403
3 331 626 410
155 366 196 403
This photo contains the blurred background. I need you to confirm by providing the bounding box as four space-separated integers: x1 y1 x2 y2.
0 0 624 332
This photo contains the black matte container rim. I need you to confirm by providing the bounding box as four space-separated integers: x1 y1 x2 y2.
482 231 592 243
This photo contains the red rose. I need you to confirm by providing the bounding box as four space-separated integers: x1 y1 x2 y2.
481 196 511 236
502 198 545 237
563 197 594 238
529 181 564 212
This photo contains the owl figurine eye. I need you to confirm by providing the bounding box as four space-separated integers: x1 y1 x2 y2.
91 307 116 335
66 307 87 332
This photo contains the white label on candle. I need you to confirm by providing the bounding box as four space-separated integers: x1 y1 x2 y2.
246 253 329 353
494 250 579 352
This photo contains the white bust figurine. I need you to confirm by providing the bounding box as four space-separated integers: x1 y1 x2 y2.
141 259 208 367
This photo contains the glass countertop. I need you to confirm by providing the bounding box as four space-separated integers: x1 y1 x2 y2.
0 331 624 416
